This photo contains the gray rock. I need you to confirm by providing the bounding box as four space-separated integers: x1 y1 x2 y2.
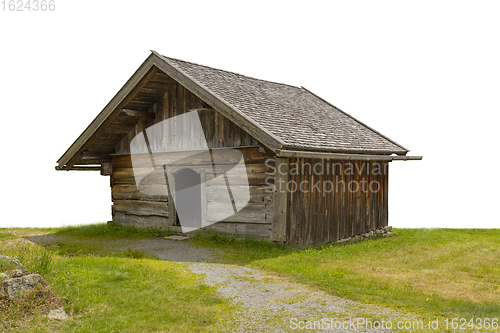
48 308 68 321
383 226 393 233
0 255 27 271
0 272 8 281
3 273 41 299
11 269 23 277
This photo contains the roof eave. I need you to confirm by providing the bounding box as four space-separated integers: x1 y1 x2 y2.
277 149 422 161
280 144 408 156
56 53 157 170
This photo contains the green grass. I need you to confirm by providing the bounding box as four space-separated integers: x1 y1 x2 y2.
3 226 499 331
19 247 53 276
192 228 500 320
55 221 173 238
0 233 16 240
42 257 231 332
0 227 236 332
191 230 294 264
0 245 53 276
0 257 19 272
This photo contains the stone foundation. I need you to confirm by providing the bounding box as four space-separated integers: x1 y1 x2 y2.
335 226 393 245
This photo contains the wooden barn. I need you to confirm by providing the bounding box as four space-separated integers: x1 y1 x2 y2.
56 51 421 247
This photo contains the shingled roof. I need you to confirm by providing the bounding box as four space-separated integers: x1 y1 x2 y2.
160 54 408 155
57 51 410 170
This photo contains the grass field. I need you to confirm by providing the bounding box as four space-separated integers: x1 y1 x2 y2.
192 228 500 320
1 225 499 332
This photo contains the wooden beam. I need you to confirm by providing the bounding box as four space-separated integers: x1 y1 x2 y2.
101 162 113 176
81 152 111 163
56 53 158 170
55 166 101 171
271 157 288 243
111 145 260 156
188 108 215 112
121 109 156 119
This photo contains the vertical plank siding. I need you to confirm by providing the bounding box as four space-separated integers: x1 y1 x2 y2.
285 158 389 247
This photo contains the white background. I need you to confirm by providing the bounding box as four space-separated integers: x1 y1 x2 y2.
1 1 498 228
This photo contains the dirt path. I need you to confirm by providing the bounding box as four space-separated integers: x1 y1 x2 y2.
128 238 418 332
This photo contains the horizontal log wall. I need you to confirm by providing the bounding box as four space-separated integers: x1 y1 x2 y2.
111 147 274 238
286 158 389 247
111 78 270 237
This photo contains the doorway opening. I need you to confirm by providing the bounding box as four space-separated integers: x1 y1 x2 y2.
173 168 202 229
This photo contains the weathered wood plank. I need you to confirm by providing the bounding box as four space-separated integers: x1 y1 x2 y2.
166 168 177 226
114 212 172 229
113 199 169 217
382 162 389 227
206 201 273 223
206 185 273 203
121 109 156 119
271 157 288 242
354 161 362 235
112 184 169 202
63 166 101 171
112 163 272 187
113 146 266 168
286 160 297 245
101 162 112 176
203 222 272 239
81 152 111 161
331 163 339 241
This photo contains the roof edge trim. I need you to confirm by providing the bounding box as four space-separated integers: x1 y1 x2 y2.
277 150 422 161
56 53 157 169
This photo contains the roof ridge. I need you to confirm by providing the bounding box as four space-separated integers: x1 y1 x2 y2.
157 52 302 90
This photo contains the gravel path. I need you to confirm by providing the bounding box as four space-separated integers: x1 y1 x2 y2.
128 238 419 332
